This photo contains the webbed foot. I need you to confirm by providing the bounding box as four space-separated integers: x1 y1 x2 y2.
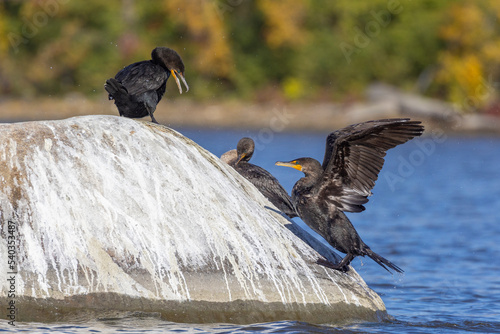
316 258 350 272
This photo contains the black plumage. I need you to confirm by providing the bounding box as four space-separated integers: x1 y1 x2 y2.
221 138 298 219
105 47 189 124
276 118 424 273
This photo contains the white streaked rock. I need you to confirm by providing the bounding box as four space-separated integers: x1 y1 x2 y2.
0 115 386 323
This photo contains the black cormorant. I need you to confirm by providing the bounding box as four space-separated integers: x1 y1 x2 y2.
275 119 424 273
105 47 189 124
221 137 298 218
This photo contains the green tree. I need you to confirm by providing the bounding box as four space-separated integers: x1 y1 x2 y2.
0 0 498 109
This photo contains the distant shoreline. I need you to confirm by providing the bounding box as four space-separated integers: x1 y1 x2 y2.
1 94 499 135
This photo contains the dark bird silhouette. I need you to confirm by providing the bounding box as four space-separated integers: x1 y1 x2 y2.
105 47 189 124
275 119 424 273
221 137 298 218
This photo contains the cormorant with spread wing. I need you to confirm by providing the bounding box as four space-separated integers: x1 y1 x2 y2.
222 137 297 219
276 119 424 273
105 47 189 124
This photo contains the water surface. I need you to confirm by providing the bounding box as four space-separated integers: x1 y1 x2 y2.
1 127 499 333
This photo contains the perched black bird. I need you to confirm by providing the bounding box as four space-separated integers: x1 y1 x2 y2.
275 119 424 273
105 47 189 124
221 137 298 218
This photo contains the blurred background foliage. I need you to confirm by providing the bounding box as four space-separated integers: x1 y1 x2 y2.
1 0 499 112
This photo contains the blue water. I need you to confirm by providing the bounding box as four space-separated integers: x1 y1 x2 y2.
2 127 500 333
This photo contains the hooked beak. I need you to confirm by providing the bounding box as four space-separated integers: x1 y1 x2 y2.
275 160 302 171
236 153 247 166
171 69 189 94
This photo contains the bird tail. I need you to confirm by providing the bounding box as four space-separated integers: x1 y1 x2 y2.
365 248 404 274
104 78 128 101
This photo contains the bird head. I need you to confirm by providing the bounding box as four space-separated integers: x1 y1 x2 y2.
275 158 322 175
152 47 189 94
236 137 255 165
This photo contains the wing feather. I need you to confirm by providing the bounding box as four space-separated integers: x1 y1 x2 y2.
316 118 424 212
236 162 298 218
115 61 169 97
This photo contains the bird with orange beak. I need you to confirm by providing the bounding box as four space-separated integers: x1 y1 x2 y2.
276 119 424 273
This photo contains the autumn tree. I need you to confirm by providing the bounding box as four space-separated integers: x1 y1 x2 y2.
436 0 500 112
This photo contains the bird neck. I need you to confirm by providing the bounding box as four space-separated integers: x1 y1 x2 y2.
294 169 322 194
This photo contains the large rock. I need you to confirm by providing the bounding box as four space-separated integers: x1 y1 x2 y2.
0 116 386 324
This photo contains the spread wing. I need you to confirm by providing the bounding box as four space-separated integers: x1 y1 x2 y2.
236 162 298 218
115 60 169 97
315 118 424 213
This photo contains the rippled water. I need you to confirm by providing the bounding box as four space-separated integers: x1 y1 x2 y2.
1 127 499 333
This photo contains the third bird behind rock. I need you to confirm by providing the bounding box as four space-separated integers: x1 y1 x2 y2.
222 137 298 219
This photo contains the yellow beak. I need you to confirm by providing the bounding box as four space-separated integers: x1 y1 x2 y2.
171 69 190 94
275 161 302 171
236 153 247 165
